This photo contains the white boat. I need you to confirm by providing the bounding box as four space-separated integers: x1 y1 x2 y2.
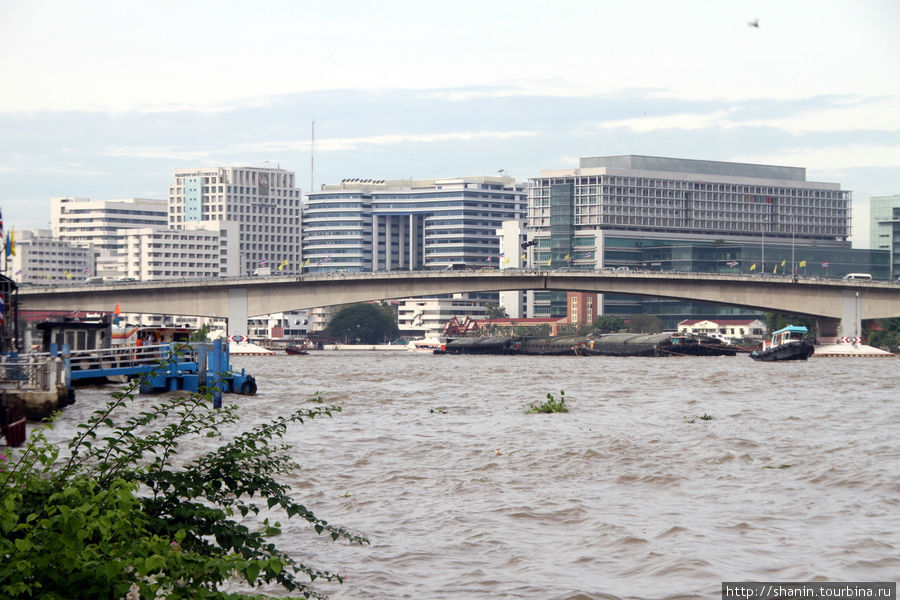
407 338 444 354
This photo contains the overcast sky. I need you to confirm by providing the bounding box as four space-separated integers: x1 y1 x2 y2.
1 0 898 245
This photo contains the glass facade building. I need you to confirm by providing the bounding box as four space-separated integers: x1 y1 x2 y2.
303 177 526 273
526 155 886 327
870 195 900 280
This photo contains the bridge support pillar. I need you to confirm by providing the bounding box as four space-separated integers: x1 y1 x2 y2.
227 288 248 337
816 289 862 344
815 317 840 344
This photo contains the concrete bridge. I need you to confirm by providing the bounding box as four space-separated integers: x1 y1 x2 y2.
16 270 900 341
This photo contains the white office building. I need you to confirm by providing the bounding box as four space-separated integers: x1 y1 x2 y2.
51 196 170 250
168 166 303 276
304 176 526 272
50 196 170 279
10 229 99 284
120 221 240 281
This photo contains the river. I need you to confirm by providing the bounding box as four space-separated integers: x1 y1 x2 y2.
46 352 900 599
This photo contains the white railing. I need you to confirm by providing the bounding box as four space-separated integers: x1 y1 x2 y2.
0 355 67 391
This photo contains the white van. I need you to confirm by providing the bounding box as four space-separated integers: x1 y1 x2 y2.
842 273 872 281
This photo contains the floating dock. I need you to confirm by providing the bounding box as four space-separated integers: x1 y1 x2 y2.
1 339 257 426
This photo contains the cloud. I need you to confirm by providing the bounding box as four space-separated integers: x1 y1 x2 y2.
590 95 900 135
736 144 900 172
101 129 541 160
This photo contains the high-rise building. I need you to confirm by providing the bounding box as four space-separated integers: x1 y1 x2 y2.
869 194 900 279
120 221 240 280
525 155 888 327
50 196 170 278
303 176 526 272
167 167 303 276
51 197 169 252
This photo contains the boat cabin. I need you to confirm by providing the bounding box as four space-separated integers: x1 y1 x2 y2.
763 325 809 350
112 326 197 346
35 317 112 353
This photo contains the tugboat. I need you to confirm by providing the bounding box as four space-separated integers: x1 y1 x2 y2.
749 325 815 361
285 343 309 355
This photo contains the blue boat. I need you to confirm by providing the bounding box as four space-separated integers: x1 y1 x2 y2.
749 325 815 361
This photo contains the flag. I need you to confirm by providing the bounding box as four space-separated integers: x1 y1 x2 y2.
114 303 121 316
503 258 510 264
726 261 738 267
278 258 289 271
799 260 807 267
499 251 505 259
65 271 72 279
521 253 526 260
547 258 552 266
258 258 268 266
485 255 492 262
303 258 311 266
5 228 14 257
0 207 3 239
750 264 757 271
316 256 332 266
822 262 829 268
563 253 570 261
773 265 777 274
584 251 592 258
781 259 786 267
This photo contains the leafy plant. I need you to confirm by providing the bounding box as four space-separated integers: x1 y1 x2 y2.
684 413 715 423
0 379 367 599
527 390 568 414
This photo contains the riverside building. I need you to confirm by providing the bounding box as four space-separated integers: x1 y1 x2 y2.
303 176 526 272
524 155 886 326
167 166 303 276
869 194 900 279
10 230 99 284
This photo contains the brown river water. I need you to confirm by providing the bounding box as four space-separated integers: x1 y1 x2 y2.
44 352 900 599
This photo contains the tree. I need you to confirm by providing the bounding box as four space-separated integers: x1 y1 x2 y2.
0 377 367 599
592 315 625 333
625 314 663 333
326 303 399 344
765 312 817 337
483 301 509 320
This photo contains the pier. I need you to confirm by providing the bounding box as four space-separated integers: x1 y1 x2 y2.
1 339 257 446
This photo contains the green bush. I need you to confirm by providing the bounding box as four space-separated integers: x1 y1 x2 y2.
0 383 367 599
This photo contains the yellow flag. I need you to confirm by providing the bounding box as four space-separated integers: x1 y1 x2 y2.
303 258 310 266
750 264 757 271
564 253 570 261
773 265 777 274
799 260 806 267
781 259 786 267
278 258 289 271
547 258 552 266
521 253 526 260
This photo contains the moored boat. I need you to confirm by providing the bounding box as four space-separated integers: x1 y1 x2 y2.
407 338 444 354
749 325 815 361
285 343 309 355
